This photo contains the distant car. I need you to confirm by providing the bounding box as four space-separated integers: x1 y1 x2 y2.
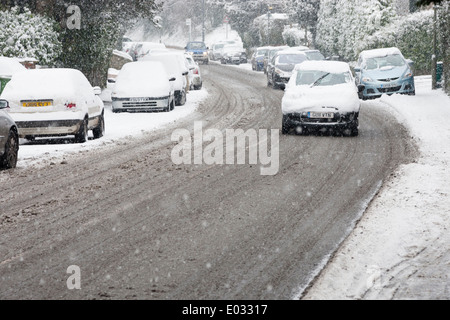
354 47 415 100
0 99 19 169
209 42 225 61
281 60 364 136
251 46 271 71
142 51 189 106
111 61 175 113
264 46 289 74
267 50 308 89
303 49 326 61
184 53 202 90
185 41 209 64
1 68 105 143
220 44 247 65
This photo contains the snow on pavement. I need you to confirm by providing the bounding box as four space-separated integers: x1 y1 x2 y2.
302 76 450 300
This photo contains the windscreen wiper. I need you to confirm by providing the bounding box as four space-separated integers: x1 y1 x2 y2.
310 73 330 87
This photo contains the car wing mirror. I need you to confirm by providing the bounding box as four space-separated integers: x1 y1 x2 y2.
0 99 9 109
107 78 116 84
93 86 102 95
182 71 188 76
169 77 176 82
354 67 361 73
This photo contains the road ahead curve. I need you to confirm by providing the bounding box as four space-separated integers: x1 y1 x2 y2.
0 63 416 300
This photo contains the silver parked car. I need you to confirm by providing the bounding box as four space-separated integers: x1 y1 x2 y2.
0 99 19 169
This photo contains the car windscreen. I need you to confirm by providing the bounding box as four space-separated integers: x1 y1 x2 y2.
305 51 325 61
296 70 352 86
364 54 405 70
188 42 206 50
256 49 268 56
277 54 307 65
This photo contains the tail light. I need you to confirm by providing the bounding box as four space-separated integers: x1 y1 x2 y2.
65 103 76 109
194 69 199 75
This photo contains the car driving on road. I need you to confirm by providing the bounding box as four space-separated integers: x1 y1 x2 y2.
281 60 364 136
354 47 415 100
1 68 105 143
267 50 308 89
220 44 247 65
112 61 175 113
185 41 209 64
0 99 18 169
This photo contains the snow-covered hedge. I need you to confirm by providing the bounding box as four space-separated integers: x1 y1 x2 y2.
361 10 435 74
282 25 312 47
0 6 62 66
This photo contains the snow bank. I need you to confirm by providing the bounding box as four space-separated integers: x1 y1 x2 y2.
302 76 450 300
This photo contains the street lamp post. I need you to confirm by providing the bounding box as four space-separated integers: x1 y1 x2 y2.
267 6 272 46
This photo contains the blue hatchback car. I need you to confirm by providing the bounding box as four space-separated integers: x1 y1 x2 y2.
354 47 415 100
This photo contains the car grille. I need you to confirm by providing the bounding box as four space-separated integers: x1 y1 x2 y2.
378 77 399 82
378 86 401 93
123 101 158 108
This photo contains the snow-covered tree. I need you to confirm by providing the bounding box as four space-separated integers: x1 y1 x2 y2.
316 0 397 61
287 0 320 47
0 6 61 66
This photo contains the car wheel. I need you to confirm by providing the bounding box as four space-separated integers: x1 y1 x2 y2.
272 77 279 89
93 112 105 139
281 115 291 134
0 129 19 169
75 117 88 143
194 82 202 90
176 90 186 106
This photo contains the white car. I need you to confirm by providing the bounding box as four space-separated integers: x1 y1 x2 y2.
111 61 175 113
0 99 19 169
1 68 105 143
184 53 202 90
141 52 189 106
281 60 365 136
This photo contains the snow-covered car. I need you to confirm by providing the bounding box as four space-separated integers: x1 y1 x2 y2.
209 42 225 61
111 61 175 113
184 53 202 90
0 56 27 94
267 50 308 89
303 49 326 61
0 99 19 169
142 52 189 106
126 41 167 61
281 60 365 136
1 68 105 143
220 44 247 65
251 46 271 71
354 47 415 100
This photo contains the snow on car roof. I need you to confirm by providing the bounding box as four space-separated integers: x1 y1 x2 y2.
1 68 92 100
0 56 26 77
359 47 403 59
114 61 170 98
294 60 351 74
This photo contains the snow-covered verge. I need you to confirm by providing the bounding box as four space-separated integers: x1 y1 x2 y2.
302 75 450 300
13 89 207 169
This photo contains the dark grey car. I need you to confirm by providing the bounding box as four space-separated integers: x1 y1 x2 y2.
0 99 19 169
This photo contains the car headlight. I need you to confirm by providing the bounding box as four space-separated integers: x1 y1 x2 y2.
403 71 413 79
203 52 208 56
362 77 373 82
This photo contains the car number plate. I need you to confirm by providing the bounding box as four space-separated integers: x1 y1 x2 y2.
380 83 396 88
22 100 53 107
130 97 150 102
308 112 334 119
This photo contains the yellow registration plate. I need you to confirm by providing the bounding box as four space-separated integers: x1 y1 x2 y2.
22 100 53 107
